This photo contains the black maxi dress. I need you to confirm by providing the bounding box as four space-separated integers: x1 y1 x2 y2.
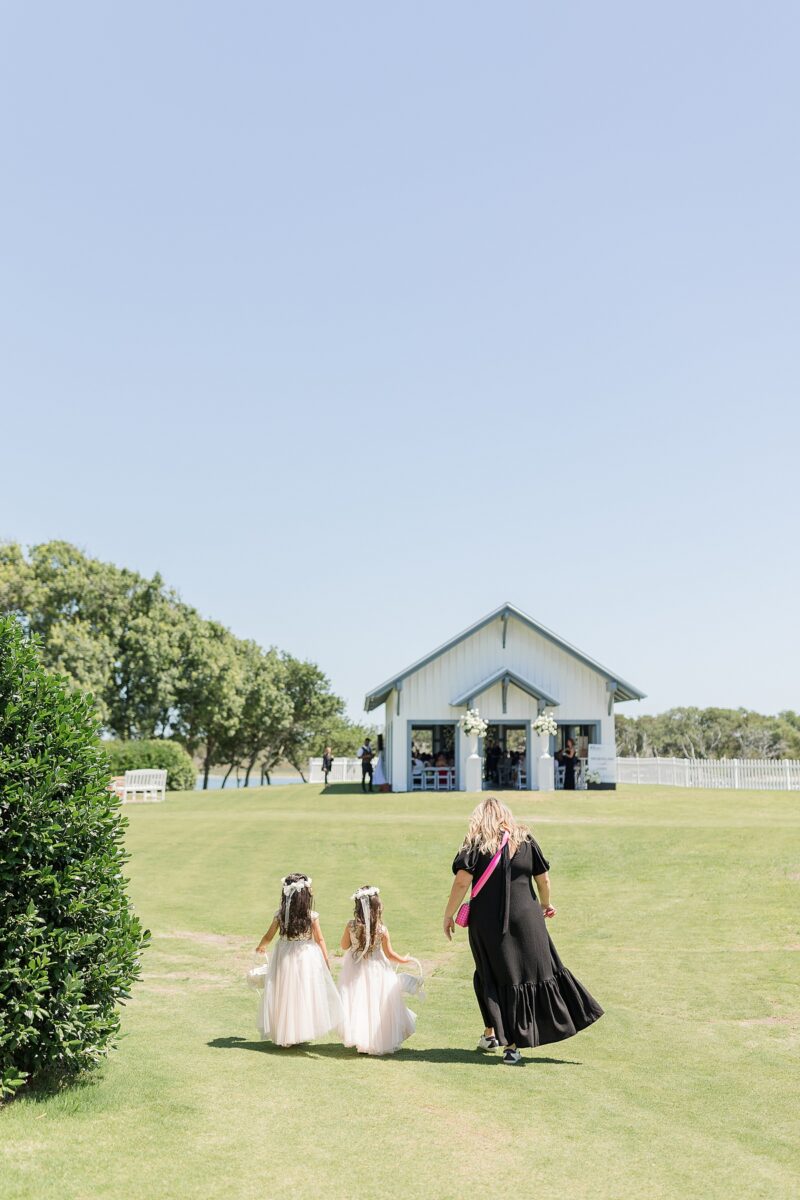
561 752 578 790
452 837 603 1047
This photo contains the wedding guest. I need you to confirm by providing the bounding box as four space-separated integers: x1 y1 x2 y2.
561 737 579 790
358 738 375 793
321 746 334 786
442 796 603 1065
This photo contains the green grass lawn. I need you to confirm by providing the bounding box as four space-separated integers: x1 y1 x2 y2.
2 784 799 1200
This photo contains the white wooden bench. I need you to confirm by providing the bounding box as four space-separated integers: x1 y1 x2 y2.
121 769 167 804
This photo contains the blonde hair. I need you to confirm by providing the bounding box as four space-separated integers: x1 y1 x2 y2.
460 795 530 855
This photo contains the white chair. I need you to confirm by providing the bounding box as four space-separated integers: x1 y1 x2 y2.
121 769 167 803
555 765 566 790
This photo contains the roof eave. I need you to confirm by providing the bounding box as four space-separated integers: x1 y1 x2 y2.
450 668 559 710
363 601 645 712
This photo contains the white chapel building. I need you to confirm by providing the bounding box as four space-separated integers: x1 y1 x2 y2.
364 602 645 792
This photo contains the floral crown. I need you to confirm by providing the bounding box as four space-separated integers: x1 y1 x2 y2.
351 885 380 901
282 876 312 897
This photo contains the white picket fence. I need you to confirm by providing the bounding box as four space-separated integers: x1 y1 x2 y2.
616 756 800 791
308 757 364 783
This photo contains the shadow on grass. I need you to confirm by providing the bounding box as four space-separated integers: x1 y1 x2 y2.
207 1036 580 1066
316 783 384 797
3 1070 99 1107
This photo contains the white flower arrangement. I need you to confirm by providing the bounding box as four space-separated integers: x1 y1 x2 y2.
585 770 602 786
460 708 488 738
281 876 312 897
351 885 380 901
532 713 558 738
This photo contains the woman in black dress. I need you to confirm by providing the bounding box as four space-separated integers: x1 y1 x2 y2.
560 737 582 789
443 796 603 1065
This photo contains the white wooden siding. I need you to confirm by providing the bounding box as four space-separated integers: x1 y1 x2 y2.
384 613 618 789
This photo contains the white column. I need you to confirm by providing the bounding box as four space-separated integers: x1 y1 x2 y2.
537 733 554 792
464 733 482 792
392 716 408 792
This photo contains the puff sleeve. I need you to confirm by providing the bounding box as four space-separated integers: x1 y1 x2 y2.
452 846 478 875
530 838 550 876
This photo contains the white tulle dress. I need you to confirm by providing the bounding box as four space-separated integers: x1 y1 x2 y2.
338 921 416 1056
258 911 344 1046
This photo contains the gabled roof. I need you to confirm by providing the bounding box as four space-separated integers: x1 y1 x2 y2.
364 602 645 711
450 668 559 710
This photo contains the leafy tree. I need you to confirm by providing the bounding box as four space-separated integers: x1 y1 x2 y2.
1 541 375 786
0 616 148 1098
0 541 187 738
172 616 244 788
316 714 380 757
616 706 795 759
261 655 343 783
107 584 188 740
216 642 292 788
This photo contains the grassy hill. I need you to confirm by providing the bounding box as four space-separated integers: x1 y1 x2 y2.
2 784 798 1199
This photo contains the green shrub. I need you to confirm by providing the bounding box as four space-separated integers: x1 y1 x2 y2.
0 616 148 1099
101 738 195 792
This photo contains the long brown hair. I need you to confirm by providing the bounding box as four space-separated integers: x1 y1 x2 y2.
277 873 314 939
351 885 383 958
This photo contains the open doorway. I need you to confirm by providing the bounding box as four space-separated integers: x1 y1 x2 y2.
410 723 457 791
483 723 528 789
555 723 599 790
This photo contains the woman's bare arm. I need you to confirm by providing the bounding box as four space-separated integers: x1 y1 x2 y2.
255 917 279 953
533 871 555 914
339 923 353 950
443 870 472 940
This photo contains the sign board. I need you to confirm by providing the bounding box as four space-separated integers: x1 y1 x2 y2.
588 743 617 784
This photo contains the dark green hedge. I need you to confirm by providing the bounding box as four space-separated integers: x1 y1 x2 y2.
0 616 148 1099
101 738 195 792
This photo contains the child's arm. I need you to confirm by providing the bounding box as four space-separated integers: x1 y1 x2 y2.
381 929 410 965
339 923 353 951
255 917 279 954
311 918 333 970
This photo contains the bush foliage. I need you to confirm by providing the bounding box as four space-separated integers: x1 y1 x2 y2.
102 738 195 792
0 616 148 1099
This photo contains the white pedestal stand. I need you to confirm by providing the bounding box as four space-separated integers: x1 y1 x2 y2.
537 741 555 792
464 734 483 792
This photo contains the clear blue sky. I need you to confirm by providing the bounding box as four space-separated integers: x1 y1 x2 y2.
2 3 798 721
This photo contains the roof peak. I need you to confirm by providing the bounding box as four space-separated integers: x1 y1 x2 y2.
364 602 645 711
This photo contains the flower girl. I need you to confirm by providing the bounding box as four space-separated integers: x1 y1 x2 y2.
254 873 343 1046
338 885 417 1056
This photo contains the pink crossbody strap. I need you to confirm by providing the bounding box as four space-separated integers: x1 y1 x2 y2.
470 831 509 899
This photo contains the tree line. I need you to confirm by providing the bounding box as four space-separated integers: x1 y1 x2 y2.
0 541 374 787
615 707 800 760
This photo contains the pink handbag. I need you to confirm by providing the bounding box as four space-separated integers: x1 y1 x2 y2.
454 832 509 927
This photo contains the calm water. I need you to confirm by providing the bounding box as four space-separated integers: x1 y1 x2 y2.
197 774 304 790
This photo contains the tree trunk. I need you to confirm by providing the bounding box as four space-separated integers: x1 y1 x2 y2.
287 752 306 783
202 755 212 790
244 753 258 788
220 763 235 789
